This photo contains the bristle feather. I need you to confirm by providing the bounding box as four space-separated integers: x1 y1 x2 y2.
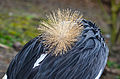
39 9 83 55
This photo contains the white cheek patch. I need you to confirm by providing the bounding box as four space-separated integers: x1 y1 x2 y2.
33 53 47 68
2 74 7 79
95 69 103 79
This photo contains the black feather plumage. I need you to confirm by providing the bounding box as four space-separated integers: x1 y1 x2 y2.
5 19 109 79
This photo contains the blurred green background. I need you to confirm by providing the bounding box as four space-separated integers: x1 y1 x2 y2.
0 0 120 79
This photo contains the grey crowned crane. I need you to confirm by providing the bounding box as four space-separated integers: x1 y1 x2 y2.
2 9 109 79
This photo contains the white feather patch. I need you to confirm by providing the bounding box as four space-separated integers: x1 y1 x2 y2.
33 53 47 68
95 69 103 79
2 74 7 79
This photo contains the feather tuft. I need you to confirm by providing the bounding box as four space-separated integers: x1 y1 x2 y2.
38 9 83 55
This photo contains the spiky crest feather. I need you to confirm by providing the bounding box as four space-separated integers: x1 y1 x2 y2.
38 9 83 55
